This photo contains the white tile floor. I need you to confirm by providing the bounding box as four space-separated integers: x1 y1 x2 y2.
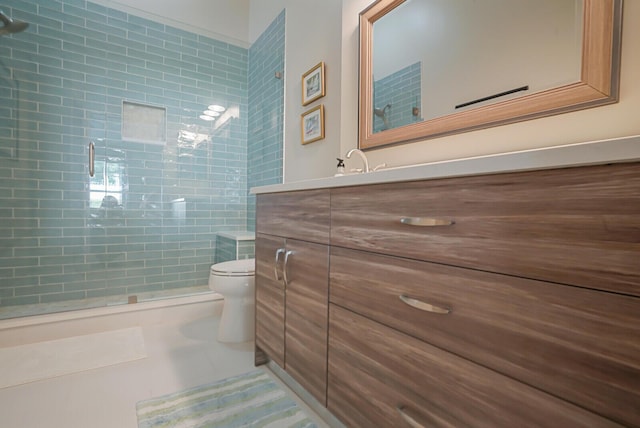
0 314 327 428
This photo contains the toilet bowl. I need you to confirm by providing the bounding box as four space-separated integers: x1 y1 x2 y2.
208 258 255 343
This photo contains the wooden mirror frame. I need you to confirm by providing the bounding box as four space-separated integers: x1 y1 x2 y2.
359 0 623 150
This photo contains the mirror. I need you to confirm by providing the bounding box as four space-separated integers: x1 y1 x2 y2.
359 0 623 150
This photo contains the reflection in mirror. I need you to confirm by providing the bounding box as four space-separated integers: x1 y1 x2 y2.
359 0 623 150
373 0 583 131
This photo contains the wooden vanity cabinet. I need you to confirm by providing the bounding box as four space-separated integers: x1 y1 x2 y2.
326 162 640 428
254 162 640 428
254 190 330 405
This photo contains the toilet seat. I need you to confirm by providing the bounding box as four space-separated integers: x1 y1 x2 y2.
210 258 255 277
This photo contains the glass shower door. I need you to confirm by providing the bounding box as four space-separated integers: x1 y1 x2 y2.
88 136 134 307
1 0 251 319
0 26 113 319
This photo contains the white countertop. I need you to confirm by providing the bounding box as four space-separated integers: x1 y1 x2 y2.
251 135 640 194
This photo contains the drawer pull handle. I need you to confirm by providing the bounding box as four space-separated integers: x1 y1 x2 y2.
283 250 293 286
274 248 285 281
399 294 451 314
400 217 454 227
397 406 426 428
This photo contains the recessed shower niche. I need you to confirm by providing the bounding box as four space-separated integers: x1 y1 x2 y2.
122 101 167 145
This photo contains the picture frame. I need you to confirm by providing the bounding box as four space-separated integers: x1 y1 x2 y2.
301 62 325 106
301 104 325 145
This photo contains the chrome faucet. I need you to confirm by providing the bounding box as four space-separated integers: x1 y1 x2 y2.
346 148 370 173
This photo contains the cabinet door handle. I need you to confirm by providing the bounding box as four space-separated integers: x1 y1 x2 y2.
400 217 454 227
397 406 426 428
274 248 285 281
399 294 451 315
283 250 293 286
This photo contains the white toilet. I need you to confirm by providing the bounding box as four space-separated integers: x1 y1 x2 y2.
208 258 256 343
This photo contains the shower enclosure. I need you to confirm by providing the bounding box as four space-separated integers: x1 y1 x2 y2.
0 1 280 320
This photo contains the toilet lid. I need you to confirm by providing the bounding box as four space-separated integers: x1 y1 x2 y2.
210 258 255 276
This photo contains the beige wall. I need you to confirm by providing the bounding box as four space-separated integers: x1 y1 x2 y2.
250 0 344 182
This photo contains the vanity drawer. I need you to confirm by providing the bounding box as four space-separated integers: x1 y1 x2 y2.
327 305 622 428
256 189 330 244
330 162 640 296
329 247 640 426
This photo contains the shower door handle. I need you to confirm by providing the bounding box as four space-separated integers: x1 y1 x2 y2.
88 141 95 177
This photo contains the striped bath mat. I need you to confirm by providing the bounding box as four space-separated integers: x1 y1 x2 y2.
136 369 318 428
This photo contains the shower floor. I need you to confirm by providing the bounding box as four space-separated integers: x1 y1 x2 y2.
0 285 211 321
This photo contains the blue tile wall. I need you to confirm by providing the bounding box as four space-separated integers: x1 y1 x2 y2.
237 240 255 260
247 10 285 231
214 235 255 264
215 235 237 264
0 0 253 308
373 62 422 133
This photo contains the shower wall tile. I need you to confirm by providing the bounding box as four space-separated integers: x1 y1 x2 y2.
237 241 255 260
372 61 422 133
0 0 250 310
214 234 255 264
247 10 285 231
215 235 237 264
1 296 39 306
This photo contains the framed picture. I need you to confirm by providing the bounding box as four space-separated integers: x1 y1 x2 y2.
301 62 325 106
301 105 325 145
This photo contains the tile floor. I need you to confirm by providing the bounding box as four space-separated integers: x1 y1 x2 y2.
0 314 328 428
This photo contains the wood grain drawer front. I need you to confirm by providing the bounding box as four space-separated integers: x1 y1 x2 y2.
329 247 640 427
256 189 330 244
284 239 329 405
330 162 640 296
255 281 285 368
327 305 623 428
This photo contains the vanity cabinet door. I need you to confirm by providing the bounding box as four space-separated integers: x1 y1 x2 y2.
255 190 331 399
284 239 329 406
255 233 286 367
327 305 623 428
